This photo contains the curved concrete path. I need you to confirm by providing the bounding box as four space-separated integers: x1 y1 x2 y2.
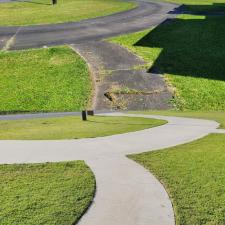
0 113 222 225
0 1 224 223
0 0 178 50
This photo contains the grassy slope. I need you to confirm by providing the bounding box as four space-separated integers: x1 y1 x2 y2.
0 46 91 113
0 115 166 140
110 15 225 111
129 134 225 225
131 110 225 128
0 161 95 225
0 0 136 26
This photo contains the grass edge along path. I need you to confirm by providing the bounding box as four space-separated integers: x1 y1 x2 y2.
0 115 167 140
0 46 92 113
0 161 95 225
129 133 225 225
130 110 225 129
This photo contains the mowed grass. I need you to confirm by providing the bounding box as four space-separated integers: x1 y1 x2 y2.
111 15 225 111
0 0 136 26
0 115 166 139
129 134 225 225
131 110 225 128
0 161 95 225
0 46 91 113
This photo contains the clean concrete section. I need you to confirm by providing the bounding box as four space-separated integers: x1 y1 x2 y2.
0 0 179 50
71 41 172 110
0 113 220 225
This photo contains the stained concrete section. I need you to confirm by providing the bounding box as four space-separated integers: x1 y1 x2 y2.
71 41 173 110
0 0 178 50
0 113 220 225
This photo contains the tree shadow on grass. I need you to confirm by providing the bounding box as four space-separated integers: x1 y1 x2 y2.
134 5 225 82
170 3 225 14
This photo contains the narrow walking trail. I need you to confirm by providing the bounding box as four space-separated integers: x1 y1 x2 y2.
0 113 222 225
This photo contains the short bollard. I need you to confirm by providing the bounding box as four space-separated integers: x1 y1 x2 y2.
87 110 94 116
82 110 87 121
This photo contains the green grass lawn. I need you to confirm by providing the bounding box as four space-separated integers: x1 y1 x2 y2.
129 133 225 225
131 110 225 128
0 161 95 225
0 46 92 113
0 115 166 139
0 0 136 26
110 14 225 111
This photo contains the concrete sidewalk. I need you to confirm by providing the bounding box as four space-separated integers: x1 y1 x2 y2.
0 113 221 225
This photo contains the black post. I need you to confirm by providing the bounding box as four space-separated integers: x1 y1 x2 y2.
82 110 87 121
52 0 57 5
87 110 94 116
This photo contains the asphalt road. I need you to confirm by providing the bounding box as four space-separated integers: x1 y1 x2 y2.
0 0 178 50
